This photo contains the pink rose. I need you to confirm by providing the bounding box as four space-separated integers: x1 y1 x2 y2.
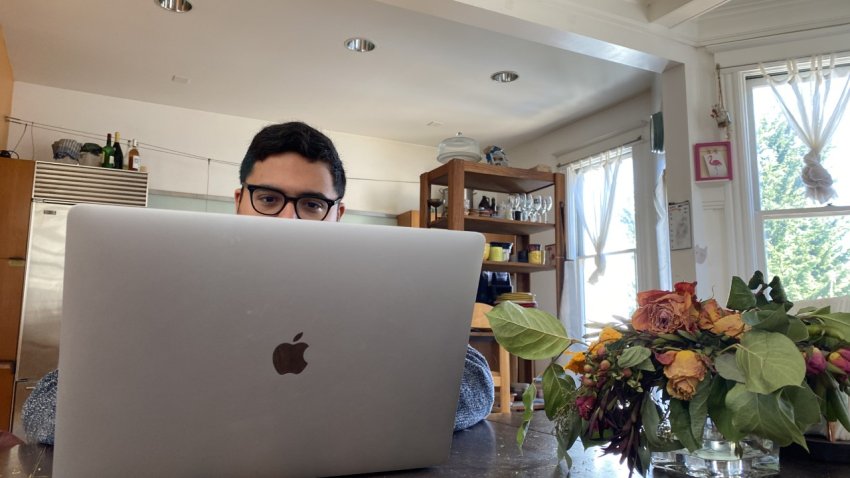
631 282 699 335
806 347 827 375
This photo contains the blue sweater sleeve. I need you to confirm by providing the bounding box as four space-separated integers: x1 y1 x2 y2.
22 369 58 445
453 345 494 431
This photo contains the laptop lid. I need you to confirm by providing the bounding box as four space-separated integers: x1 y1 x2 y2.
54 204 484 478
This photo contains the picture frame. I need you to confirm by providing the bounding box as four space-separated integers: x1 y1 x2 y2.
693 141 732 181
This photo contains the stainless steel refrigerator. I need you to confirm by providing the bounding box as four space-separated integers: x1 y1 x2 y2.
10 162 148 437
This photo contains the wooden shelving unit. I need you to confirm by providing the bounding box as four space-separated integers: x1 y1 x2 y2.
419 158 566 313
419 158 566 401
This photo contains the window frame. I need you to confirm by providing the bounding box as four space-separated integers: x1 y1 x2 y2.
743 66 850 279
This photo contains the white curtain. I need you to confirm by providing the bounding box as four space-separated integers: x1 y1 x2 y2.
759 55 850 204
573 147 626 284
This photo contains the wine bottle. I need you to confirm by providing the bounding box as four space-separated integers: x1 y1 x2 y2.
127 139 141 171
102 133 114 168
113 132 124 169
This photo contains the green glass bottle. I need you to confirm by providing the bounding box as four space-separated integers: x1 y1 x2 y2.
102 133 114 168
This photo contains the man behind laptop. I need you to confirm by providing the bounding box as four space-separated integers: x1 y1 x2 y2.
21 121 494 444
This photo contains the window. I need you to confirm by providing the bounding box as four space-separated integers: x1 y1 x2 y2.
565 147 637 337
745 61 850 300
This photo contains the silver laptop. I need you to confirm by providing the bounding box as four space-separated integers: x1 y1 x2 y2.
54 204 484 478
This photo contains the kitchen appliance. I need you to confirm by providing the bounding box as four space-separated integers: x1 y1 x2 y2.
5 161 147 436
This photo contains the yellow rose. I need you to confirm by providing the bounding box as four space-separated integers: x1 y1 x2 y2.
698 299 747 338
663 350 707 400
564 351 586 374
588 327 622 356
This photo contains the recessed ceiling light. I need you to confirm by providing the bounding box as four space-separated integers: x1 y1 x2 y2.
344 38 376 53
490 71 519 83
157 0 192 13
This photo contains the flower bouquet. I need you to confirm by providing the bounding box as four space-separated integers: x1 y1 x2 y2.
485 272 850 477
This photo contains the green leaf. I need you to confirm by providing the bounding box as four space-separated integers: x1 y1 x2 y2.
715 353 745 383
640 396 682 452
668 399 700 451
726 383 811 448
736 330 805 394
821 372 850 432
727 276 757 311
708 377 744 442
516 382 537 450
635 358 656 372
782 384 822 433
486 301 571 360
747 271 765 290
688 378 712 441
768 276 789 304
786 318 809 342
741 310 761 326
750 308 790 334
617 346 651 369
542 363 575 421
808 312 850 342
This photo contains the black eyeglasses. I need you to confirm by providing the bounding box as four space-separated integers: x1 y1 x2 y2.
243 184 341 220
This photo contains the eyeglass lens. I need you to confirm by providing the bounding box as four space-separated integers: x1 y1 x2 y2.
250 187 332 220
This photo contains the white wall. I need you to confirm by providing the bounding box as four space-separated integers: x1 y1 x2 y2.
508 92 654 316
9 82 437 215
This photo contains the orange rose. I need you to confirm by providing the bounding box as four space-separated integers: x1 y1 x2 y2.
588 327 623 356
698 299 747 338
631 282 699 335
663 350 707 400
565 351 587 374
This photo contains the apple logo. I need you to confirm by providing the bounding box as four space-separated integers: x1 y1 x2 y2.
273 332 309 375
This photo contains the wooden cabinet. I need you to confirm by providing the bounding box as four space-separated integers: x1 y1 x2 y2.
0 158 35 258
0 365 11 432
0 158 35 431
419 159 565 387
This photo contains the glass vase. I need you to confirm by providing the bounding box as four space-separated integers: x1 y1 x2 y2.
651 418 779 477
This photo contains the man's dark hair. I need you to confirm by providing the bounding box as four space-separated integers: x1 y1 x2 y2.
239 122 346 198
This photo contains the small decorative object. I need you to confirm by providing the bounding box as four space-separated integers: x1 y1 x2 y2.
650 111 664 153
485 272 850 477
483 145 508 166
694 141 732 181
668 201 692 251
712 65 733 132
711 104 732 129
426 198 443 224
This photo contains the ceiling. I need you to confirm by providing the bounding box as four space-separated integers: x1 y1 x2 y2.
0 0 659 150
3 1 843 150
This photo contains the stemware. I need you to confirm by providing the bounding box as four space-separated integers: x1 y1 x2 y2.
532 195 543 223
543 196 553 223
509 194 521 220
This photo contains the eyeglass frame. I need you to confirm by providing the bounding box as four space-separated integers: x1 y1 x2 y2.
242 183 342 220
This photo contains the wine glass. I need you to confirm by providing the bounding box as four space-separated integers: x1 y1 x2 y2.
509 194 520 220
519 193 528 221
543 196 553 223
427 198 443 224
532 195 543 223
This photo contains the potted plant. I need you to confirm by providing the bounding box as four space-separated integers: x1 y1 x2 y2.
485 272 850 477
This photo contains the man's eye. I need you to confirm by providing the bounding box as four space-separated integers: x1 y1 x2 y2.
257 194 282 204
302 199 326 211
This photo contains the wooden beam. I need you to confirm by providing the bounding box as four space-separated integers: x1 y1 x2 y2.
647 0 732 28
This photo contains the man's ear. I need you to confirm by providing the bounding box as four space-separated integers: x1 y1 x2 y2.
234 187 243 214
336 202 346 222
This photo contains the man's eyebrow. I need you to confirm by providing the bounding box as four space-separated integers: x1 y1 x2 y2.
253 184 333 200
